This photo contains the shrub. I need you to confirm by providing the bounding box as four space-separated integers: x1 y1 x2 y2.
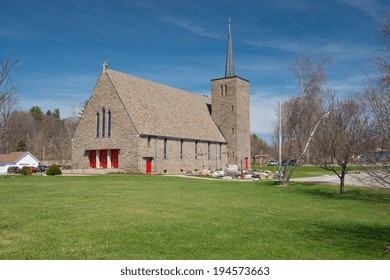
46 164 62 176
20 166 32 176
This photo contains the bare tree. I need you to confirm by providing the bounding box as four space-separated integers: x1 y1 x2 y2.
315 97 367 194
354 13 390 189
0 57 21 153
279 53 332 186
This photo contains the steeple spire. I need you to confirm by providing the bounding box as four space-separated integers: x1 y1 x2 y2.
225 17 235 78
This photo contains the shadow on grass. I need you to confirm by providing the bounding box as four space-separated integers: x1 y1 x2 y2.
303 222 390 259
289 182 390 205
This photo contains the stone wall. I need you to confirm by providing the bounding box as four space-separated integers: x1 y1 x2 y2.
211 76 251 169
138 136 227 174
71 72 139 171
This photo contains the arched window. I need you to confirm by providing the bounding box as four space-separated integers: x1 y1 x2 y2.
107 111 111 137
102 108 106 137
96 112 100 138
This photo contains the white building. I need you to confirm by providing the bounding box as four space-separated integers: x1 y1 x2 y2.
0 152 40 174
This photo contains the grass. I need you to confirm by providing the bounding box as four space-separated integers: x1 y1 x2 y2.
0 175 389 260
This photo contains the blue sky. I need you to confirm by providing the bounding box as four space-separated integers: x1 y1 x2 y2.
1 0 388 143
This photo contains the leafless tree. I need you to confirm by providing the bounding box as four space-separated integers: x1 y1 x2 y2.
279 52 333 186
314 97 367 194
353 13 390 189
0 57 21 153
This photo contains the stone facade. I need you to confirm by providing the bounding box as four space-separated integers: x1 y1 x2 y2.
71 72 139 171
71 69 230 174
211 76 251 169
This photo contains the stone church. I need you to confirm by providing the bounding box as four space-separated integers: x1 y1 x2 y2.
71 21 250 174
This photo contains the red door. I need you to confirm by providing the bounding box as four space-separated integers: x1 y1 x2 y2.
89 150 96 168
100 150 107 168
111 149 118 168
146 158 152 174
245 157 249 170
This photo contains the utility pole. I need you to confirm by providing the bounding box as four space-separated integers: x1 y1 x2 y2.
278 100 282 181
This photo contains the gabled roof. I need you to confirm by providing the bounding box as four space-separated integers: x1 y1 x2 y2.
0 152 39 164
105 69 226 143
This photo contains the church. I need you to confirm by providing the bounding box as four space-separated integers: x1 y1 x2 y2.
71 21 251 174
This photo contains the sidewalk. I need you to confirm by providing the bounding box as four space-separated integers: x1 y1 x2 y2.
291 173 385 188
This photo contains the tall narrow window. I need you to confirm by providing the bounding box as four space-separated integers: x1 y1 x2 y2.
220 85 223 96
102 108 106 137
219 144 222 160
195 141 198 160
96 112 100 138
107 111 111 137
148 136 152 147
225 85 227 95
208 142 210 160
180 139 183 160
163 138 167 160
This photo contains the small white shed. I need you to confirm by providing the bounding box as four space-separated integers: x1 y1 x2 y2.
0 152 40 174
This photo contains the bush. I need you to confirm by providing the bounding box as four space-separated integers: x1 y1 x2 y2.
20 166 32 176
46 164 62 176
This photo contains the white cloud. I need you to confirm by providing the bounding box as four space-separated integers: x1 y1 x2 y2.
163 17 222 39
335 0 386 22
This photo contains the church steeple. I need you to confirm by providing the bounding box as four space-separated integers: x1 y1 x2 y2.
225 17 235 78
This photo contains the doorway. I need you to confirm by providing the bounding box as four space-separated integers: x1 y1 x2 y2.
146 157 153 174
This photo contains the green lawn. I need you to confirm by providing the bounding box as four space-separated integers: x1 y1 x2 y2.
0 175 389 260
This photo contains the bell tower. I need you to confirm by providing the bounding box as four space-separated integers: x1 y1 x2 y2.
211 18 251 170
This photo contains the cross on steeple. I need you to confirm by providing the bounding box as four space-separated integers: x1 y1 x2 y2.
225 17 235 78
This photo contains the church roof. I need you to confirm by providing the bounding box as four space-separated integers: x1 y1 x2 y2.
105 69 226 143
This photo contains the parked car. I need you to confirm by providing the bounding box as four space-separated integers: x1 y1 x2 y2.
281 160 302 166
38 165 48 172
7 166 21 174
289 160 302 166
267 160 278 166
28 166 38 173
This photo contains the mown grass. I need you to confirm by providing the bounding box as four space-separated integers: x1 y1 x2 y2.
0 175 389 260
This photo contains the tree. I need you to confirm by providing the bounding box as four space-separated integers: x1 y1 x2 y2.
14 139 27 152
315 97 366 194
52 108 60 119
355 12 390 189
0 57 20 153
250 133 270 164
278 52 332 186
30 106 44 121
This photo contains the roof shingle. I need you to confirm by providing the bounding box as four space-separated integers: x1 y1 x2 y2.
106 69 226 143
